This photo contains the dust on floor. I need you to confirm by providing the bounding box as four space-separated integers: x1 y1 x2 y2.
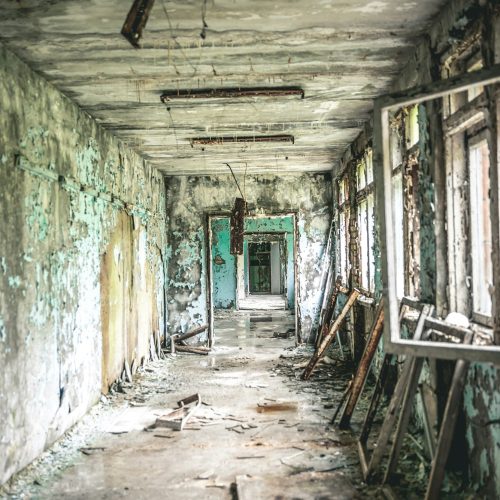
1 310 381 500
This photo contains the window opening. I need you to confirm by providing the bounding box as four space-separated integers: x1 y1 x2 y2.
356 150 375 293
338 175 350 285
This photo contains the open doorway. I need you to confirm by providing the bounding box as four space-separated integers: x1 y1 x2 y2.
238 232 288 310
207 213 298 345
249 241 272 293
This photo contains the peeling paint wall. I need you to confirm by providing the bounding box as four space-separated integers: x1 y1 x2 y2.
334 1 500 495
165 174 331 342
211 217 236 309
0 44 166 484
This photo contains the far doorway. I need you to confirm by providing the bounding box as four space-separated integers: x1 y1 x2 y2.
248 239 284 294
239 233 287 310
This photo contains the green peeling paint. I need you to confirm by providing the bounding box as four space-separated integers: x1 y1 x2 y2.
7 276 21 288
211 217 236 309
417 104 436 303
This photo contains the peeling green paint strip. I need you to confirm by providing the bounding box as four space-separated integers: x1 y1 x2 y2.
7 276 21 288
14 152 163 222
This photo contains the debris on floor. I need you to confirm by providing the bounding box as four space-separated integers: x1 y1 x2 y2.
154 393 201 431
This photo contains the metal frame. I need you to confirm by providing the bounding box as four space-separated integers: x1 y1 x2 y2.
374 63 500 364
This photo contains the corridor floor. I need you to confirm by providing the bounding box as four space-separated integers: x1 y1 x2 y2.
1 311 367 499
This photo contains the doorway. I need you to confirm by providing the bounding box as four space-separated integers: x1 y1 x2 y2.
248 241 272 293
207 213 298 345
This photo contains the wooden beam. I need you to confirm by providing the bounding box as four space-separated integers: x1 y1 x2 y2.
337 299 385 429
301 289 360 380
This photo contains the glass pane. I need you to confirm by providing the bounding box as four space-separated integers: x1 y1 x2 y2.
391 172 405 298
469 139 492 317
467 59 484 102
339 210 349 284
406 105 419 147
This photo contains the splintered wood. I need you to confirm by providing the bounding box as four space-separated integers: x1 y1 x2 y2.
154 393 201 431
302 289 360 380
336 299 384 429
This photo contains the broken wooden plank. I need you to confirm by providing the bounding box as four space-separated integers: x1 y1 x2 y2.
425 332 474 500
121 0 156 48
124 359 133 383
175 345 210 355
337 299 384 429
230 197 246 255
302 289 360 380
316 275 343 348
175 324 208 343
365 305 432 480
154 393 201 431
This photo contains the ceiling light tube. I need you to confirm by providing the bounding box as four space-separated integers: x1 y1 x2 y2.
190 135 295 146
161 87 304 102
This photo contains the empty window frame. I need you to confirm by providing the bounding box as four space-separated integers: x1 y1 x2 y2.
443 50 493 326
356 150 375 293
468 132 493 322
374 63 500 363
389 108 421 298
338 174 350 285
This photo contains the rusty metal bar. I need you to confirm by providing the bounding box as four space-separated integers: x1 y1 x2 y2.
191 135 294 145
160 86 304 102
121 0 156 48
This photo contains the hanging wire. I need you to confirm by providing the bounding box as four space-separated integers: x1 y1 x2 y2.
225 163 245 200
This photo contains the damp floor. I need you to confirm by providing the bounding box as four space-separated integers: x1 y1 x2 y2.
2 310 367 500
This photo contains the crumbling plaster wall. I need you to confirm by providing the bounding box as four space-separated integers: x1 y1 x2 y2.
165 174 332 342
0 44 167 485
333 0 499 495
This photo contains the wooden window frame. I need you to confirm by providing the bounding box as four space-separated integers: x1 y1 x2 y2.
356 149 375 295
337 173 351 287
374 64 500 363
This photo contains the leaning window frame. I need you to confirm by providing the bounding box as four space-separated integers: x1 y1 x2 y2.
374 64 500 363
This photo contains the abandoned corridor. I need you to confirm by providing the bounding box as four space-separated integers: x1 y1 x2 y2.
1 0 500 499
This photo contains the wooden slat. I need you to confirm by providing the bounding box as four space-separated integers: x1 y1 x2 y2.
337 299 385 429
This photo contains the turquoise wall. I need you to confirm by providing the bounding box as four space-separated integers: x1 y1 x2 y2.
211 217 236 308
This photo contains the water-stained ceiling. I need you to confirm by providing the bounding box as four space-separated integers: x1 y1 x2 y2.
0 0 447 175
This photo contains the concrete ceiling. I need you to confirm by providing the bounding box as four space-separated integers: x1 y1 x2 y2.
0 0 447 175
